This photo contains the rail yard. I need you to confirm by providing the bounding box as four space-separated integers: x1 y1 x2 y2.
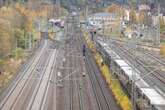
0 0 165 110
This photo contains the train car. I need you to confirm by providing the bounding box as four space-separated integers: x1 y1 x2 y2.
139 88 165 110
95 40 113 67
113 59 132 94
96 39 165 110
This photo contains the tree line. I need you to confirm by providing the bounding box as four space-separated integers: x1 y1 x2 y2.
0 2 49 58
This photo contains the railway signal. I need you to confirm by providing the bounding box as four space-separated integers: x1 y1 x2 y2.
83 44 86 57
82 72 86 77
90 29 97 41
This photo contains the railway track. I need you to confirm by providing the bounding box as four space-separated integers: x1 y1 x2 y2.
85 50 113 110
75 28 85 110
69 47 74 110
29 50 57 110
80 26 121 110
41 48 61 110
56 14 121 110
110 41 165 90
0 40 48 110
0 39 59 110
118 41 165 85
57 47 68 110
82 34 120 110
144 51 165 66
69 21 85 110
12 49 52 110
63 22 75 110
63 17 90 110
72 47 84 110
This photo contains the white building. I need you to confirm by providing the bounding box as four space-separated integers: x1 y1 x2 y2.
139 4 151 11
87 12 117 29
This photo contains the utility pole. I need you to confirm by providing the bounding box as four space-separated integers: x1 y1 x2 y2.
102 17 105 37
120 0 125 37
129 39 137 110
53 0 56 18
56 0 61 18
153 2 160 47
122 0 125 24
29 33 32 49
156 3 160 47
85 5 88 22
16 37 18 58
130 11 139 109
85 0 88 29
53 0 61 18
137 0 140 39
131 70 135 110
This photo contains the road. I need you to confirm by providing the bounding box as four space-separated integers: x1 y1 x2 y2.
0 15 121 110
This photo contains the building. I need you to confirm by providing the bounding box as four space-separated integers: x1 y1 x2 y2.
87 12 118 29
139 4 151 11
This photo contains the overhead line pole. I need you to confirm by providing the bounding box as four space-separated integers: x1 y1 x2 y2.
157 3 160 47
85 0 88 29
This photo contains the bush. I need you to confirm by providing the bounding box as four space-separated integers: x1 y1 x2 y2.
0 59 5 65
0 59 5 74
160 45 165 56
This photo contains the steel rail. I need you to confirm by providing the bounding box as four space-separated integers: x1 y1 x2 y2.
110 42 165 85
85 50 113 110
11 50 51 110
0 41 48 110
26 50 53 110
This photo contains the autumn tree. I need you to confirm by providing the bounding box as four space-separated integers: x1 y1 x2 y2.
105 4 122 15
137 10 152 26
0 7 18 57
0 19 12 57
138 11 145 24
129 9 137 23
0 2 55 58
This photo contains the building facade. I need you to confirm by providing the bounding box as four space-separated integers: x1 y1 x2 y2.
87 12 118 29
